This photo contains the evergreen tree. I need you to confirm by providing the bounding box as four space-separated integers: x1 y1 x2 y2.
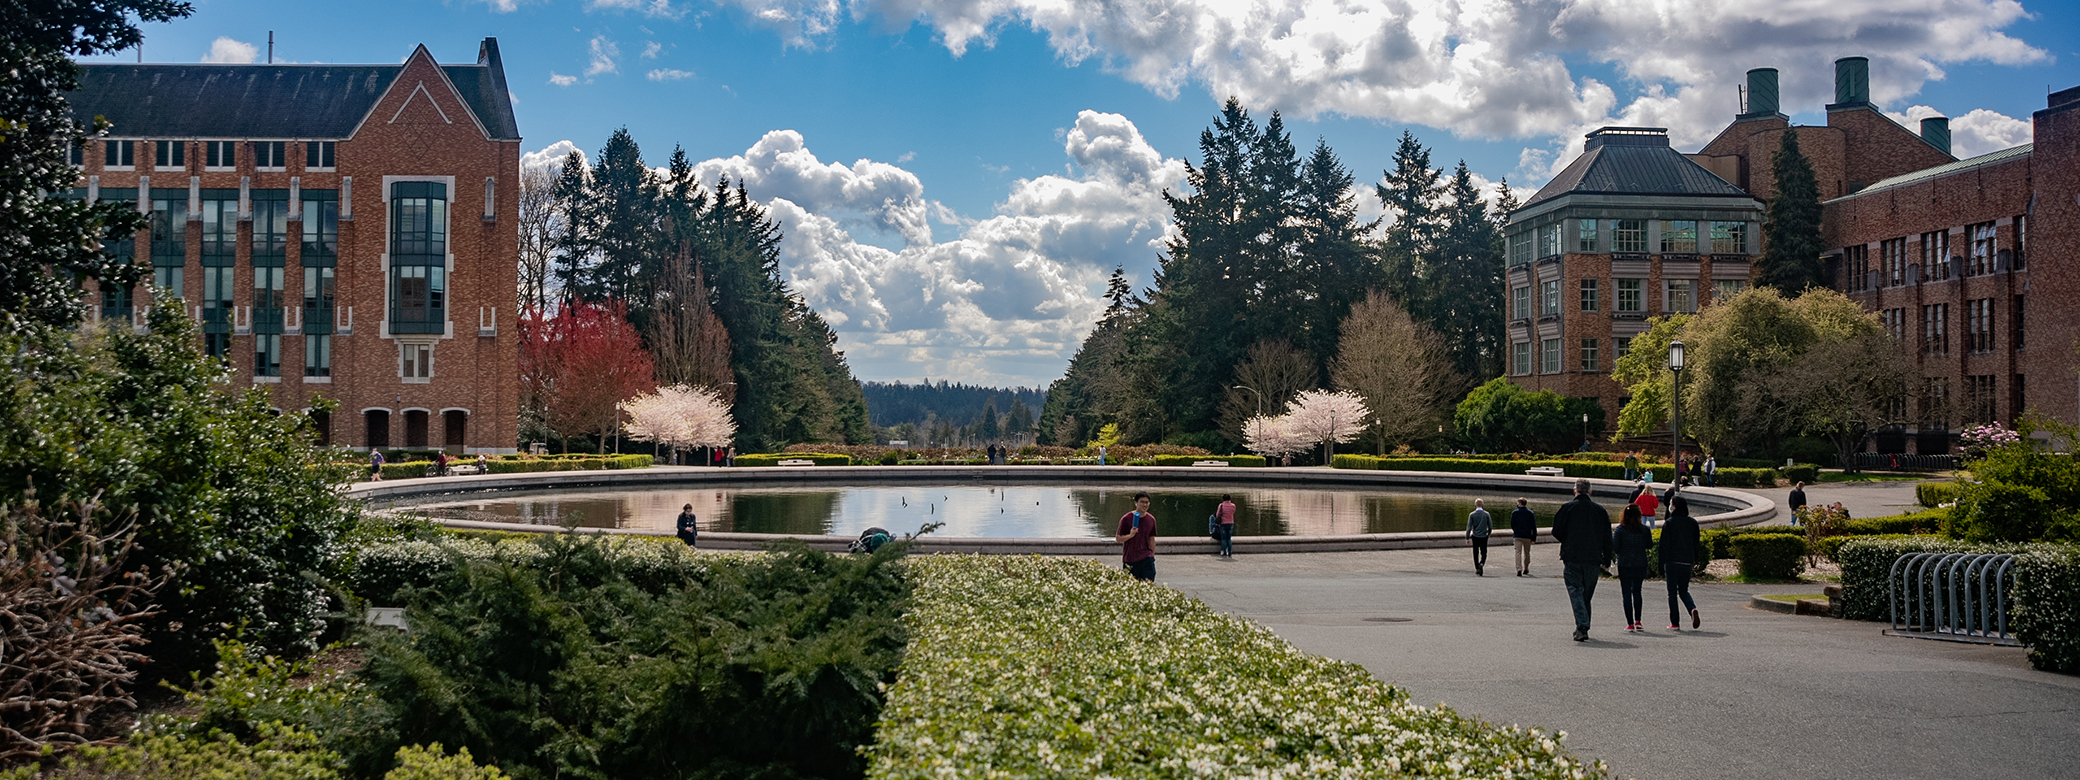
549 149 599 304
1758 129 1827 292
589 128 661 307
1427 161 1503 387
980 400 1000 440
1005 398 1034 437
1292 139 1379 379
1375 131 1444 314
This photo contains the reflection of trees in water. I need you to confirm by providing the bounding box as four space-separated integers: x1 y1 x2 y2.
729 491 843 534
1067 489 1290 537
1067 488 1568 536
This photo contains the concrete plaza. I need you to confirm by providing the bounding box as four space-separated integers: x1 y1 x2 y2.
1157 544 2078 780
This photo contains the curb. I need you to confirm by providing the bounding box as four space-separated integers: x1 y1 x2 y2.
356 466 1778 555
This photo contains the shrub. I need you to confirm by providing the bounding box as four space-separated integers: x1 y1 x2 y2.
344 535 707 605
867 556 1605 779
2012 546 2080 673
1780 463 1820 484
1712 467 1778 487
481 454 651 474
1452 377 1606 455
7 724 345 780
1162 430 1232 453
1917 481 1962 508
1333 454 1632 479
1728 533 1806 580
734 452 852 466
1948 481 2079 543
877 451 900 465
1150 454 1266 467
1833 536 1981 621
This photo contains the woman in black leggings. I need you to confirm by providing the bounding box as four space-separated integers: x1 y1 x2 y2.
1659 496 1702 629
1610 504 1654 632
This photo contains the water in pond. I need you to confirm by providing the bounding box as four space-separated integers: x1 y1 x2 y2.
396 483 1569 538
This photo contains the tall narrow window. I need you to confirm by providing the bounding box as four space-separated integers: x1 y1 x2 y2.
1615 337 1632 359
2013 294 2026 350
1921 230 1951 280
1883 308 1906 341
1512 286 1530 320
1577 219 1598 252
1612 220 1646 253
198 192 238 266
1660 220 1698 254
1537 223 1560 258
400 343 433 381
253 267 284 317
1616 279 1643 313
68 143 84 167
301 193 338 260
1512 342 1531 376
252 141 287 170
1664 279 1695 313
1579 278 1599 312
1713 279 1746 303
150 191 187 298
1967 221 1996 275
1580 338 1600 372
1922 303 1949 355
1541 279 1560 315
155 140 184 169
1843 245 1870 291
389 182 448 334
204 140 236 170
1709 221 1746 254
201 266 234 356
1541 338 1561 374
1881 237 1907 286
1508 231 1533 265
103 139 135 168
252 192 289 265
304 334 331 378
2013 215 2027 271
304 266 335 332
1967 298 1994 353
253 333 280 377
305 140 335 169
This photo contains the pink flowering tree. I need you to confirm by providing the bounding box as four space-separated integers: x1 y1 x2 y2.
1285 389 1371 463
622 384 737 464
1243 414 1312 464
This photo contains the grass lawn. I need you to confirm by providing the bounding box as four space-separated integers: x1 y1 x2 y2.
1816 471 1932 483
1758 593 1828 603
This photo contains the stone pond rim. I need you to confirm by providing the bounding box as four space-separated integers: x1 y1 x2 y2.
348 465 1777 554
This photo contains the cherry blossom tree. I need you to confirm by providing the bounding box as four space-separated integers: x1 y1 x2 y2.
623 384 737 464
1285 389 1371 462
1242 414 1312 464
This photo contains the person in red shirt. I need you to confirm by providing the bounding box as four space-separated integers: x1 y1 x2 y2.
1215 494 1237 558
1633 480 1660 530
1116 491 1158 581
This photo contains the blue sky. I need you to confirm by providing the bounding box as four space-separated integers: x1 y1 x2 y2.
92 0 2080 387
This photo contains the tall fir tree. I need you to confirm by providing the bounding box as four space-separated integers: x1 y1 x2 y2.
1759 128 1828 292
589 128 661 308
1427 161 1503 387
1375 131 1444 315
1292 139 1379 380
549 149 599 304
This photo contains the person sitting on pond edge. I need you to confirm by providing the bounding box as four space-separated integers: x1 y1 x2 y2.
1116 491 1157 581
1550 478 1612 642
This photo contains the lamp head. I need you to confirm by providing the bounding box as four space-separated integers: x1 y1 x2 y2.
1667 339 1686 371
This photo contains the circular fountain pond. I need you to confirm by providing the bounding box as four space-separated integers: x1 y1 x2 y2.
392 481 1573 539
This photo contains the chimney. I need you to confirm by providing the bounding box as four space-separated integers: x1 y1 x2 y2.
1921 117 1951 155
1744 68 1780 117
1834 56 1870 106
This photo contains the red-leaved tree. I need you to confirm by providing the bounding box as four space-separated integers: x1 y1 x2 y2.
520 299 657 452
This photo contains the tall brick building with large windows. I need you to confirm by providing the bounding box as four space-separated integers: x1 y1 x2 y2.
1507 55 2080 454
67 39 522 453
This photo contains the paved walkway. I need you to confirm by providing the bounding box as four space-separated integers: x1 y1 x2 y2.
1724 477 1933 526
1153 546 2076 780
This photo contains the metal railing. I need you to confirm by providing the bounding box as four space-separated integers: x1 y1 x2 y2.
1850 452 1956 472
1886 552 2019 646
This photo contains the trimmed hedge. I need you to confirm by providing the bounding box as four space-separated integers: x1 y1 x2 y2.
1702 525 1805 560
2013 546 2080 673
1712 467 1778 488
1834 536 1985 621
484 454 651 473
735 452 853 466
1781 463 1820 484
1917 481 1962 507
1334 454 1631 479
867 556 1606 779
1729 533 1807 580
1151 453 1267 467
347 534 708 604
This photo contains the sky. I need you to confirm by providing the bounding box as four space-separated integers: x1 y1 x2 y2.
87 0 2080 388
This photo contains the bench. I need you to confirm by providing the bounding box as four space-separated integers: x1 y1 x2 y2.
777 459 815 467
448 464 486 476
1525 466 1567 477
1192 460 1232 467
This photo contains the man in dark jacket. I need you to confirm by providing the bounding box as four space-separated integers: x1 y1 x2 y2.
1549 478 1613 641
1510 498 1538 577
675 503 699 547
1659 497 1703 630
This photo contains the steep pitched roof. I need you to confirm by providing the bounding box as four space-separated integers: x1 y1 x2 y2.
67 39 519 141
1524 127 1750 207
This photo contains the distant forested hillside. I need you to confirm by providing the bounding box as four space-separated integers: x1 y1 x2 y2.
862 381 1046 428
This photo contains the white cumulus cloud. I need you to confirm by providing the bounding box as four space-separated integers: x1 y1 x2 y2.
1886 105 2034 159
548 72 579 87
647 68 695 81
202 36 258 64
522 140 586 175
585 35 621 77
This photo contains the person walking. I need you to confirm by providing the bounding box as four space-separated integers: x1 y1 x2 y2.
435 450 449 477
369 449 385 482
1465 499 1493 576
1550 478 1613 641
1511 498 1538 576
1788 481 1809 525
1623 453 1638 481
1659 496 1702 630
1702 455 1717 488
1633 481 1661 530
1611 505 1654 633
1215 494 1237 558
1116 491 1158 581
675 503 699 548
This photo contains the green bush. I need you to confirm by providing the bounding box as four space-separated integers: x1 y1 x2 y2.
867 556 1606 779
1917 481 1962 507
2013 546 2080 673
1712 467 1778 487
1161 430 1232 453
1833 536 1982 621
1780 463 1820 484
1452 377 1607 455
1150 453 1267 467
1948 481 2079 543
877 451 900 465
734 452 853 466
1333 454 1629 479
481 454 651 474
1701 525 1815 560
346 535 707 605
1728 533 1806 580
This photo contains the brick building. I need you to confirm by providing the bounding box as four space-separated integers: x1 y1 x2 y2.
66 39 522 453
1502 56 2080 454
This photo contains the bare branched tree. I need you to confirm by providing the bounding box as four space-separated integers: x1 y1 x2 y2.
1219 338 1317 444
648 244 735 402
2 493 169 762
1332 290 1455 453
517 164 559 314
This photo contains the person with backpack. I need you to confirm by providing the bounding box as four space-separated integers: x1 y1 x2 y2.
676 503 699 548
1659 496 1702 630
1116 491 1158 581
1214 494 1237 558
1510 498 1538 576
1465 498 1493 576
849 527 893 554
1550 478 1612 642
1611 505 1654 632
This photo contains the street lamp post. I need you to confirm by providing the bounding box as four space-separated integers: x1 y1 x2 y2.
1233 385 1262 417
1581 412 1590 452
1668 340 1686 482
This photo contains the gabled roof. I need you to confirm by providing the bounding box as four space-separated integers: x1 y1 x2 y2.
67 39 519 141
1827 143 2033 203
1523 127 1751 209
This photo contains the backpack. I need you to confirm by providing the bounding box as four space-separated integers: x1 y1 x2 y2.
1208 513 1220 537
849 527 893 554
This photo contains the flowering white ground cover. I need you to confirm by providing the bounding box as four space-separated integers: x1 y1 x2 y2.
867 556 1606 779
